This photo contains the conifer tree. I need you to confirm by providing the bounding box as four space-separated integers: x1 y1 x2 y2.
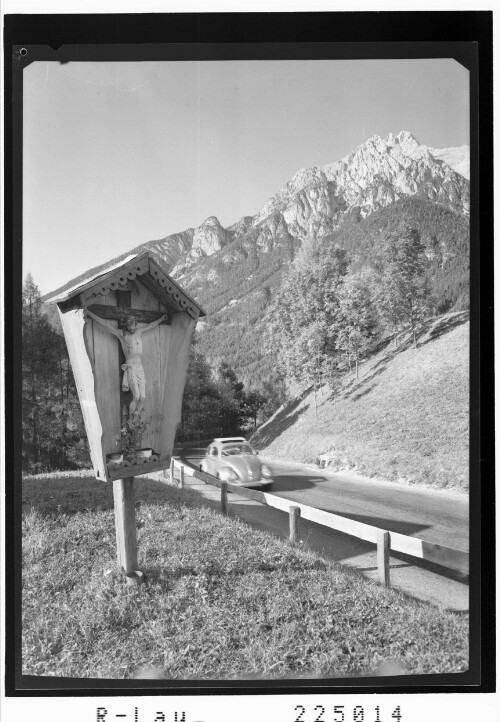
23 275 58 468
180 344 219 440
377 224 433 348
22 274 87 470
243 389 267 430
336 271 378 379
265 234 349 405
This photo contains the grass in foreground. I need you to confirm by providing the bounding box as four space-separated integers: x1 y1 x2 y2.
22 473 469 680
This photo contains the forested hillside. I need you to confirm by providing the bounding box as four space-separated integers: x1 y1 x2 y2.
22 275 88 472
252 311 470 492
323 196 470 312
193 197 469 389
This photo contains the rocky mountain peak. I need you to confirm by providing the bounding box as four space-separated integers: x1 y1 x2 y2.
171 214 229 276
227 216 254 237
46 130 469 313
396 129 419 144
191 215 226 248
429 144 470 180
150 130 470 281
200 215 224 228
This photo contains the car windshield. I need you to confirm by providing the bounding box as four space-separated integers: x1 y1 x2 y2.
221 444 254 456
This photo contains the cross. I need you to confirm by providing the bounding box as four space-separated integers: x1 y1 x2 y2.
85 301 172 326
87 291 170 424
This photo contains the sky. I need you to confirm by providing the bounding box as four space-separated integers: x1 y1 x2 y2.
22 57 469 295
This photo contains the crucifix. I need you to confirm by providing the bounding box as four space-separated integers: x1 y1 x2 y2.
85 294 169 580
85 293 170 420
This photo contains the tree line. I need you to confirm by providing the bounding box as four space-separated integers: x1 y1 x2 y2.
22 274 88 473
264 221 434 415
178 352 284 442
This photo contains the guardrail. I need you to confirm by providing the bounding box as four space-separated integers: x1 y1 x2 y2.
169 458 469 588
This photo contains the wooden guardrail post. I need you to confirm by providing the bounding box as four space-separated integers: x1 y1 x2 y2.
170 457 175 483
221 481 228 516
377 531 391 587
180 464 185 489
289 505 301 545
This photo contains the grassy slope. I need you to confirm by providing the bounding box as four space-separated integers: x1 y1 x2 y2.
253 312 469 492
22 473 468 680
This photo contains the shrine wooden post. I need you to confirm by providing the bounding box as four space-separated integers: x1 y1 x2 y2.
113 476 137 573
113 289 138 574
46 252 205 579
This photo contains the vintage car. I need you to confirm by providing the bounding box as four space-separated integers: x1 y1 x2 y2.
199 437 273 488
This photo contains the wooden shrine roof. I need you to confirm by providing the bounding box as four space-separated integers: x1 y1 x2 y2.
45 252 206 320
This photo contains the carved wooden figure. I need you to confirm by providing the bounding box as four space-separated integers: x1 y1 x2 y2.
85 309 168 418
46 253 205 577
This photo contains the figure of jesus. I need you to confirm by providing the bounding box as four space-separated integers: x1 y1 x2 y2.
85 309 168 417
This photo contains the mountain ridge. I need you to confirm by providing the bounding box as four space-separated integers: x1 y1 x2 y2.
44 131 469 303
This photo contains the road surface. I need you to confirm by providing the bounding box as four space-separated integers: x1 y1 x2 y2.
179 447 469 611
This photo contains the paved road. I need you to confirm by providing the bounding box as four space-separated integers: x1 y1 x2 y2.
180 448 469 611
260 459 468 550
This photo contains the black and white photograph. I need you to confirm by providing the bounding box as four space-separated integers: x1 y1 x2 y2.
2 7 494 718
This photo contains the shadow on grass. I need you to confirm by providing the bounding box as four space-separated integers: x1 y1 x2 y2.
350 384 377 402
21 474 187 517
417 311 469 347
337 353 394 402
251 388 310 448
336 312 470 404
